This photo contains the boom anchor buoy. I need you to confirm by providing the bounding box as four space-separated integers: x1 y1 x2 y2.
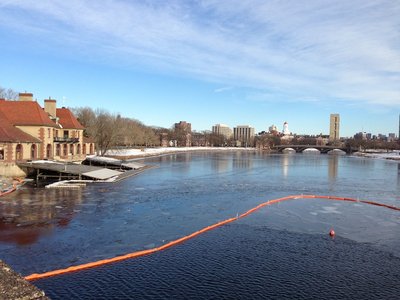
329 228 335 237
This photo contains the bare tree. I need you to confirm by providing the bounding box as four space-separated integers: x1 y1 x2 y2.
73 106 161 154
72 107 96 137
255 134 281 150
208 133 225 147
0 86 18 100
95 110 124 155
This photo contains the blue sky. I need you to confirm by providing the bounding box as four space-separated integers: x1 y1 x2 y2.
0 0 399 137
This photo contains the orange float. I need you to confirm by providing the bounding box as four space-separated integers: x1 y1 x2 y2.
25 194 399 281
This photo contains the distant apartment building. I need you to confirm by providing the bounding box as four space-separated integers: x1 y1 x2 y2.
378 133 387 140
192 131 211 147
212 124 232 138
233 125 255 146
354 132 367 140
329 114 340 141
388 133 396 142
0 93 95 176
174 121 192 147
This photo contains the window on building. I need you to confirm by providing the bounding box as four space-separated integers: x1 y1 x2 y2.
63 130 69 138
0 148 4 160
63 144 68 156
77 144 81 155
70 144 74 155
31 145 36 160
16 144 23 161
56 144 61 156
46 144 52 158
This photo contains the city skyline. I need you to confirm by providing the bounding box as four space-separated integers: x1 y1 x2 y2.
0 1 399 137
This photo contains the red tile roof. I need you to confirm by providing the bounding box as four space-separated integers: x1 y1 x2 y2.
0 110 41 143
0 100 58 128
56 108 84 129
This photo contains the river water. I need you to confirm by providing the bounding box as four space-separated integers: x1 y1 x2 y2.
1 152 400 299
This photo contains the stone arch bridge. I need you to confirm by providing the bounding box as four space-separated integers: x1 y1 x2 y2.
272 145 357 154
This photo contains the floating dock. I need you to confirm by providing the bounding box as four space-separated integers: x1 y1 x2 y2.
18 162 123 182
18 160 155 185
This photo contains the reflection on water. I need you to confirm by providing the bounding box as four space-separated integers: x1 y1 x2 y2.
0 187 82 245
281 154 293 178
211 155 230 173
397 164 400 197
328 155 339 181
398 163 400 186
232 152 253 169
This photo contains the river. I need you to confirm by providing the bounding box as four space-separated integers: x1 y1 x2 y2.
1 152 399 299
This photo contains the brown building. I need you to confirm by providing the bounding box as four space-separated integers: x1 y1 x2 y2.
329 113 340 142
0 93 94 176
174 121 192 147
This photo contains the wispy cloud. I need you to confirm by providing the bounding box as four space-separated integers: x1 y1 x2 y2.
214 86 233 93
0 0 399 107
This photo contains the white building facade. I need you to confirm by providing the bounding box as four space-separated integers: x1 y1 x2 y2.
212 124 233 138
233 125 255 146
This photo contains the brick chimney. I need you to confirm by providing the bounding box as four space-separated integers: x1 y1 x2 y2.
18 93 34 101
44 98 57 118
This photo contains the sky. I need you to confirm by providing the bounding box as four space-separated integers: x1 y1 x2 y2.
0 0 399 137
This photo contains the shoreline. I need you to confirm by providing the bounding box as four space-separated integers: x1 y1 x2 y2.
102 146 259 161
103 146 400 163
351 150 400 162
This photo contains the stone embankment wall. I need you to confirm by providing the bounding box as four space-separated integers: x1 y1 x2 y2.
0 260 49 299
0 163 26 177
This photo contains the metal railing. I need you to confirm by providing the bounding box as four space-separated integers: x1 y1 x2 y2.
53 137 80 143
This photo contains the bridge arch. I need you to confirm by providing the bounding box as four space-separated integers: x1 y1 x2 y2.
327 149 346 155
282 148 296 153
302 148 320 154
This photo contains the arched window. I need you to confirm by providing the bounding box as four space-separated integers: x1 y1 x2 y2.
46 144 52 158
31 144 37 160
83 144 87 155
70 144 74 155
56 144 61 156
77 144 81 155
63 144 68 156
16 144 23 160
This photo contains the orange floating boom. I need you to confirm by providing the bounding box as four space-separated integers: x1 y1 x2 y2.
25 194 399 281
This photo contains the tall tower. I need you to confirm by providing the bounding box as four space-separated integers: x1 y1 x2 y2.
329 114 340 141
282 122 290 135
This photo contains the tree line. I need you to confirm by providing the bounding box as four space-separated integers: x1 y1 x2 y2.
2 85 399 154
72 107 161 155
0 86 18 100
